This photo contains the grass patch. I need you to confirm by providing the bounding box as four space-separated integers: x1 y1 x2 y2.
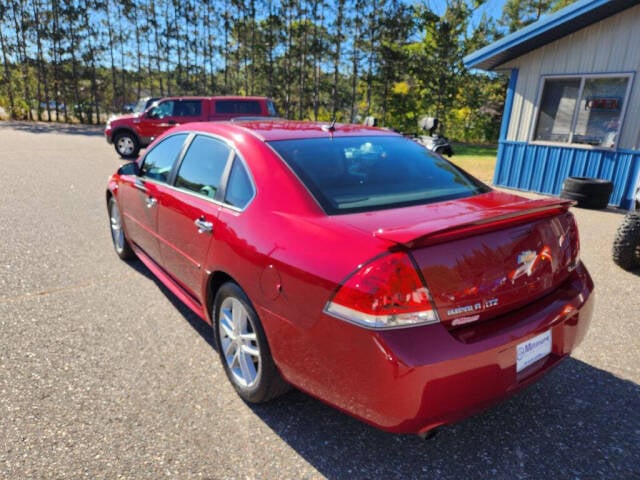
448 143 497 184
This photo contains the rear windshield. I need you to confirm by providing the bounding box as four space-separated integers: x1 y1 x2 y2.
269 136 489 214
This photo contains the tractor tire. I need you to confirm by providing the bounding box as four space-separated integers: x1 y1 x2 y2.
612 211 640 271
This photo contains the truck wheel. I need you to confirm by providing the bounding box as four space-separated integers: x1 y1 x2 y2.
612 211 640 271
114 132 140 158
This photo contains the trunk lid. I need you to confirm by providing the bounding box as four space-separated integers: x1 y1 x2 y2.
340 191 579 329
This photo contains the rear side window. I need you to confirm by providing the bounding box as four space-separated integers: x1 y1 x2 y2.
269 136 489 214
140 133 188 182
174 100 202 117
224 159 255 209
215 100 262 115
175 135 231 199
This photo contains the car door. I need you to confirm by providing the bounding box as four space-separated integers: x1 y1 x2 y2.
157 134 233 298
138 99 177 143
118 133 189 263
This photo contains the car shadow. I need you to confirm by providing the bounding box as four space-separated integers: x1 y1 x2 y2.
0 120 104 137
249 360 640 479
122 258 215 349
123 258 639 479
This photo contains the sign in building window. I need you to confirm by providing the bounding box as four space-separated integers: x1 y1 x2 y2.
533 75 631 148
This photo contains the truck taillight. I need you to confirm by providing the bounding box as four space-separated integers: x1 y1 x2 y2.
324 252 439 329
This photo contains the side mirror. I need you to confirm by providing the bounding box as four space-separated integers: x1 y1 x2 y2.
117 161 140 176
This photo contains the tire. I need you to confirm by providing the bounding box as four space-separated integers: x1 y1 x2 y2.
612 211 640 271
213 282 289 403
108 197 135 260
114 131 140 158
560 177 613 209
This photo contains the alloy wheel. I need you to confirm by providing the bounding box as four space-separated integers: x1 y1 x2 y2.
218 297 261 388
109 200 125 253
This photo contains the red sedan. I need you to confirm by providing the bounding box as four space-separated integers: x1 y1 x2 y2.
106 121 593 435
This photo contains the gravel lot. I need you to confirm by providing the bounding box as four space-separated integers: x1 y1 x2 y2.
1 121 639 479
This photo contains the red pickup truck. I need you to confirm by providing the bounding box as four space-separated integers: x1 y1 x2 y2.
105 96 278 158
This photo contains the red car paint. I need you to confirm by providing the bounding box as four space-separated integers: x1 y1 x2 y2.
106 121 593 434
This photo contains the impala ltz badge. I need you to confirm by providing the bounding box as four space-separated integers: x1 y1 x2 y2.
447 297 499 319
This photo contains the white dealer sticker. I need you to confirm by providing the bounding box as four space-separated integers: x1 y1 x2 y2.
516 330 552 373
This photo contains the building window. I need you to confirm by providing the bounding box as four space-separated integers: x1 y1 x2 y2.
533 74 631 148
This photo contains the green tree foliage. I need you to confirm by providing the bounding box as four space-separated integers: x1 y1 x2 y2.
500 0 576 33
0 0 570 142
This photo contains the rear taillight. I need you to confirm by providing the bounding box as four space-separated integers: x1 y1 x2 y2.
567 212 581 271
324 252 439 329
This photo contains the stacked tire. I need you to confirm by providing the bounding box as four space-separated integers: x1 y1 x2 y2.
612 211 640 271
560 177 613 209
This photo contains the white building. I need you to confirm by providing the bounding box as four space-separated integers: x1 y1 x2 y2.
464 0 640 208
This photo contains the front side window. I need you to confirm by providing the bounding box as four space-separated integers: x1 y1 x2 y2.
175 135 231 199
140 133 188 182
148 100 174 119
269 136 488 215
533 75 631 148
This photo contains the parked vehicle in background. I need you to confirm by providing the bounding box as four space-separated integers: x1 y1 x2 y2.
612 187 640 270
105 96 279 158
416 116 454 157
39 100 66 111
106 120 593 436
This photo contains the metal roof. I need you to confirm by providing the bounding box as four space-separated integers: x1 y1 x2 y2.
464 0 639 70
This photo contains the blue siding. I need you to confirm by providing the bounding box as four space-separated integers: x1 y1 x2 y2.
494 141 640 209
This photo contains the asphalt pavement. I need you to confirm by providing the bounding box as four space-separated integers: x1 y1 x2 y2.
0 121 638 479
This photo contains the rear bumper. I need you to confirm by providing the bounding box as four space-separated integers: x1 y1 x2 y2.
270 261 594 434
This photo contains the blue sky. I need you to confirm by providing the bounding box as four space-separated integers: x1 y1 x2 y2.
427 0 508 29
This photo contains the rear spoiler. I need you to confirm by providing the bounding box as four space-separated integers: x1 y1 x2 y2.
375 198 574 249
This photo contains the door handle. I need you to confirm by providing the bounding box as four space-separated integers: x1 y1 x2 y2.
134 179 147 193
145 196 157 208
194 217 214 234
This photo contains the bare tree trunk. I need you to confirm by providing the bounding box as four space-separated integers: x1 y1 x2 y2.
0 21 16 118
298 11 308 120
284 1 293 117
31 0 46 121
312 0 323 120
105 0 119 111
223 2 231 93
10 0 34 120
133 3 143 98
82 1 101 124
248 0 256 95
266 0 276 99
365 0 377 116
350 0 362 122
332 0 345 119
150 0 165 95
